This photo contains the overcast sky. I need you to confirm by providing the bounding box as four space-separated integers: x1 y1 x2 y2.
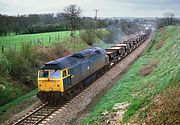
0 0 180 17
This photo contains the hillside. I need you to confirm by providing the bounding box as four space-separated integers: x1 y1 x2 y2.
81 26 180 125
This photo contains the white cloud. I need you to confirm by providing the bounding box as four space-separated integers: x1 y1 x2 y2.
0 0 179 17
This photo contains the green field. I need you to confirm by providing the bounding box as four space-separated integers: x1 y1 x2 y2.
0 31 76 50
81 26 180 124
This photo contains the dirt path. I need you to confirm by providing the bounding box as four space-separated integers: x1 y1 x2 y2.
44 33 154 125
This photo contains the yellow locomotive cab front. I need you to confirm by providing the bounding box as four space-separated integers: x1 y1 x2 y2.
38 70 64 92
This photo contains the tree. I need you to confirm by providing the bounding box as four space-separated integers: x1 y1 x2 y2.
62 4 82 51
156 12 175 29
163 12 174 25
80 20 97 45
63 4 82 36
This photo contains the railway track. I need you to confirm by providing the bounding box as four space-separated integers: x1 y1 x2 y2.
12 102 58 125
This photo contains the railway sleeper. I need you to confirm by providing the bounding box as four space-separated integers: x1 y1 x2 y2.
34 113 49 116
34 114 48 117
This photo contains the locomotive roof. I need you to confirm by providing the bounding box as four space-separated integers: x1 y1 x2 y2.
40 47 104 70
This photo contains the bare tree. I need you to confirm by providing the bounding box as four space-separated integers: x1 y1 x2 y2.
156 12 175 29
163 12 175 25
63 4 82 37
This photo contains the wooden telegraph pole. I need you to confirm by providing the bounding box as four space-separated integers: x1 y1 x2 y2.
93 10 99 20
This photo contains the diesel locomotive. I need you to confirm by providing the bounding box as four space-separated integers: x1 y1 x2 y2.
37 29 151 102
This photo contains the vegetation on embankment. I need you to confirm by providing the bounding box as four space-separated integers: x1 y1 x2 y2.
81 26 180 125
0 89 37 122
0 29 110 122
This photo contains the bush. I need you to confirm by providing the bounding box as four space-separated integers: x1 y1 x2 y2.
0 56 11 78
0 81 25 106
80 29 109 46
2 42 39 88
37 43 71 61
0 42 42 106
4 50 31 80
20 42 39 67
80 29 97 45
95 30 105 39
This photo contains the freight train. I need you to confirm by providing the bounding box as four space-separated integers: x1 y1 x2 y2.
37 28 151 103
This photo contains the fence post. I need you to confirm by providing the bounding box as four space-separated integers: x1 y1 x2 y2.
42 41 43 48
2 45 4 54
33 40 36 47
49 36 51 43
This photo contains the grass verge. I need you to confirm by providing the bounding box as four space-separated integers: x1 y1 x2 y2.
81 26 180 125
0 89 37 123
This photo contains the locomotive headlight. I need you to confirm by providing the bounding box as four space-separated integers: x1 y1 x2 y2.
49 88 53 91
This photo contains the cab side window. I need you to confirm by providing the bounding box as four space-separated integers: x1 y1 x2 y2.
67 69 70 75
63 70 67 77
95 50 101 55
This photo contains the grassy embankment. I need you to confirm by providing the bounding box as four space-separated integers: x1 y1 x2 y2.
0 29 110 123
81 26 180 125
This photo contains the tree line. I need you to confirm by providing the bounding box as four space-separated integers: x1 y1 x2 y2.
1 4 170 37
156 12 180 29
0 10 107 36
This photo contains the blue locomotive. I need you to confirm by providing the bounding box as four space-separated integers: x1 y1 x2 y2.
37 47 108 101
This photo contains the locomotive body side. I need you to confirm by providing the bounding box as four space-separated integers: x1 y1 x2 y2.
68 47 106 88
37 47 107 101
